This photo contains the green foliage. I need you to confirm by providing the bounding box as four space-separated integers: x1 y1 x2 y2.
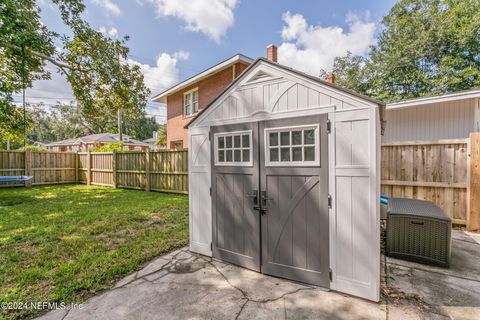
320 52 369 94
123 115 159 141
325 0 480 102
156 124 167 147
0 185 188 320
26 104 158 144
27 103 87 143
0 0 54 143
91 141 124 152
0 0 150 144
17 145 47 151
0 102 29 144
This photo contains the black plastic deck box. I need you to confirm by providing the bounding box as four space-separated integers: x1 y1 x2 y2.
386 198 452 267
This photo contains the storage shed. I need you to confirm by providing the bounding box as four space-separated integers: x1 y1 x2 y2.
186 58 384 301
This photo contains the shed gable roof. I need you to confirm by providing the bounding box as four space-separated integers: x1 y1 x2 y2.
186 58 384 128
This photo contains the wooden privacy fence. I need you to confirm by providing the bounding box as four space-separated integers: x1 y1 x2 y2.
77 150 188 193
0 150 77 186
381 133 480 230
0 150 188 194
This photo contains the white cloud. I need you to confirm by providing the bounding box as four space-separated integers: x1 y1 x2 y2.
99 26 118 38
278 11 376 76
147 0 238 42
128 50 190 95
91 0 121 16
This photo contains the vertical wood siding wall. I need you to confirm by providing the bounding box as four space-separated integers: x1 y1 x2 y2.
0 150 188 194
381 139 469 224
383 99 476 142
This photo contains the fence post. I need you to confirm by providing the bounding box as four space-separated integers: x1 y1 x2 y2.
468 132 480 231
24 149 32 187
145 149 151 192
112 150 117 188
87 151 92 186
24 149 31 176
74 152 79 184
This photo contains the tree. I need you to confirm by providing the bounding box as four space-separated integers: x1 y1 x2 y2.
0 0 55 144
27 103 87 143
124 115 159 141
156 124 167 147
26 103 158 144
366 0 480 102
320 52 369 95
0 0 150 143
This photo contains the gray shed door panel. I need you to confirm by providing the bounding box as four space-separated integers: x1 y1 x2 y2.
211 122 261 271
211 115 329 287
260 116 329 287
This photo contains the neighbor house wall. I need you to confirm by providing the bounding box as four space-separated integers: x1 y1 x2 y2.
166 62 250 148
383 98 476 142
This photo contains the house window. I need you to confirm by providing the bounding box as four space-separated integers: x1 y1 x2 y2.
184 89 198 116
265 125 320 166
214 131 252 166
170 140 183 149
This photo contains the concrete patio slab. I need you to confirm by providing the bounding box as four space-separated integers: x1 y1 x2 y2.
386 230 480 320
37 230 480 320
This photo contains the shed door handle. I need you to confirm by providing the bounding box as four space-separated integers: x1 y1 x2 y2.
410 221 425 226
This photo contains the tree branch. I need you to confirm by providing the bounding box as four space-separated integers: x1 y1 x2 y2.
1 43 73 75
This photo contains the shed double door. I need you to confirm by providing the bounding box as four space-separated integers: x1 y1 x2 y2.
211 115 329 287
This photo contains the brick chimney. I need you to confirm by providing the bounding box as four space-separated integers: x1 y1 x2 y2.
266 44 277 63
327 72 336 84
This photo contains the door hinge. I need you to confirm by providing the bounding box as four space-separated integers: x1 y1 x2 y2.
326 119 331 134
328 194 332 208
329 269 333 281
210 187 212 196
209 131 212 141
210 243 212 251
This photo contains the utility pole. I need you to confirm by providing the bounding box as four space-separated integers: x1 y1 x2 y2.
21 45 26 147
117 109 123 141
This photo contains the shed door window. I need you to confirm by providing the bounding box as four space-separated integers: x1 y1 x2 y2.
266 125 319 166
215 131 252 166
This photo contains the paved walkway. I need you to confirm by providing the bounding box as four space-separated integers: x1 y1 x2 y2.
38 230 480 320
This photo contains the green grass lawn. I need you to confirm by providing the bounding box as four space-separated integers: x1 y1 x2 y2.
0 185 189 320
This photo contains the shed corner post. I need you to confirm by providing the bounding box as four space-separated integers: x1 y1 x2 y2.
145 149 151 192
112 150 117 188
467 132 480 231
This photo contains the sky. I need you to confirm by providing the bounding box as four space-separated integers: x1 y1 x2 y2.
20 0 397 123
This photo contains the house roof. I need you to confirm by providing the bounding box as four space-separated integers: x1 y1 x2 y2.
151 54 254 104
47 133 148 146
143 137 156 143
185 57 385 129
387 88 480 109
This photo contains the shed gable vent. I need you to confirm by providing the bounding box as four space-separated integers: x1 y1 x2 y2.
247 71 273 83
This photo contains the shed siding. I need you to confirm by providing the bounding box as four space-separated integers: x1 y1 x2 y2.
332 108 380 301
384 98 476 142
188 127 211 256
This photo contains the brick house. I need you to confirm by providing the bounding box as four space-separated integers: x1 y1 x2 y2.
152 54 253 148
46 133 149 152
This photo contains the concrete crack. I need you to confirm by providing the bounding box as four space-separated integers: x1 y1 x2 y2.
60 308 71 320
198 256 315 320
113 248 188 290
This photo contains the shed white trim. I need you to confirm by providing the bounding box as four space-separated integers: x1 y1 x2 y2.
387 89 480 109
